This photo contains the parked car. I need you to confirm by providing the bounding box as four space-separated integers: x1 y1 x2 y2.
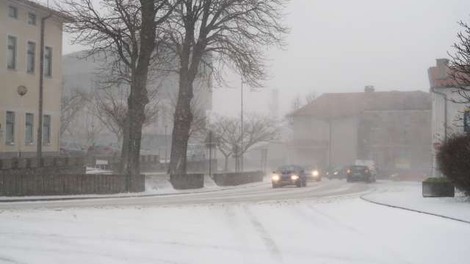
60 142 86 156
271 165 308 188
87 144 120 157
345 165 376 183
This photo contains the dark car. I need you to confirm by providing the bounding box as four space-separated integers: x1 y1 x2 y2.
271 165 308 188
87 144 120 157
345 165 376 183
326 167 345 179
60 142 86 156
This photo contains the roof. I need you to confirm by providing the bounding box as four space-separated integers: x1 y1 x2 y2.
291 90 431 119
11 0 74 22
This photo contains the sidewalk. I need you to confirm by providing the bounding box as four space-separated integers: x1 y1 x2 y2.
362 181 470 223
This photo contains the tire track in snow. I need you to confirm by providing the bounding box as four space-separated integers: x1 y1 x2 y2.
243 206 284 263
222 206 252 263
0 256 25 264
303 204 413 264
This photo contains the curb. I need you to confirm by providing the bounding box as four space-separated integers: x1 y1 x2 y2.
360 194 470 225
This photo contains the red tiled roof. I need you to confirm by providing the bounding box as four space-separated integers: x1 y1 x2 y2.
291 91 431 119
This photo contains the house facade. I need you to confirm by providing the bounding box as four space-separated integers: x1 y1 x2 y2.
0 0 70 158
428 58 469 177
290 88 432 176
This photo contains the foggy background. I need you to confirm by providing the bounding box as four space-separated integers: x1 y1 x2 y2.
53 0 470 117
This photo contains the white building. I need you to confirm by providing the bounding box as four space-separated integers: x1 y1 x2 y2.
428 58 468 177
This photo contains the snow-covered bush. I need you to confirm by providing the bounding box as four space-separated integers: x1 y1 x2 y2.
437 134 470 196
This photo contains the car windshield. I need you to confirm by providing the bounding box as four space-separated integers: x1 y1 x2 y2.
277 165 303 173
350 166 368 172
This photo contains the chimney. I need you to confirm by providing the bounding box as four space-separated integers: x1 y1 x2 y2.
364 85 375 93
436 58 450 79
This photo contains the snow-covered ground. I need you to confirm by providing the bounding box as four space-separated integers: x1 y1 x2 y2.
364 181 470 222
1 191 469 263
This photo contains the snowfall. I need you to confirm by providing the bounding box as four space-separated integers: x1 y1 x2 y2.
0 181 470 264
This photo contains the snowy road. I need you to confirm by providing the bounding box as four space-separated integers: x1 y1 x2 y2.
0 179 369 210
1 180 469 264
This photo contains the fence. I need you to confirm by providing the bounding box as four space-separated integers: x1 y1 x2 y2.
0 156 144 196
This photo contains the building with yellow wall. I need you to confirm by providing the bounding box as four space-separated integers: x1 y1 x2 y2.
0 0 70 158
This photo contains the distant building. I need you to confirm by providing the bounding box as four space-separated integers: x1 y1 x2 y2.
428 58 469 177
289 87 432 176
62 51 213 159
0 0 71 158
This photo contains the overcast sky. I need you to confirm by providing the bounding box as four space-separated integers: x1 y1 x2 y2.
58 0 470 118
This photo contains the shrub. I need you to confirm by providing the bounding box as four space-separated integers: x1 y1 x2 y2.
437 134 470 195
422 177 452 184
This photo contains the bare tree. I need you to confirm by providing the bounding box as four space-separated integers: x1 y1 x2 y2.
211 114 279 171
93 79 160 147
166 0 289 175
60 0 178 183
305 91 317 104
210 116 236 171
449 19 470 100
60 88 89 137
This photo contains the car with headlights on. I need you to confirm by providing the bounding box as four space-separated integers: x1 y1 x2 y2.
307 167 322 181
271 165 308 188
345 165 376 183
326 167 345 179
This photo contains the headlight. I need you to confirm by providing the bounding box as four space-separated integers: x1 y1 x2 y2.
272 174 280 181
312 170 319 177
334 171 338 175
291 175 299 180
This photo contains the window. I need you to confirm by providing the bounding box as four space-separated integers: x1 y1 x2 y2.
28 12 36 25
6 111 15 144
8 6 17 19
7 36 17 70
44 47 52 77
43 115 51 144
25 113 34 144
27 41 35 73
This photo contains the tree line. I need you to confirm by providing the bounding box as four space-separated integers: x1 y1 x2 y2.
59 0 289 187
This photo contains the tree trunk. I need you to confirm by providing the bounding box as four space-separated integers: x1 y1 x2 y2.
168 22 204 175
121 0 155 190
119 122 129 173
224 156 229 172
169 75 194 175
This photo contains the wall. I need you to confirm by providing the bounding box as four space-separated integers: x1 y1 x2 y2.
213 171 264 186
170 174 204 190
330 117 358 168
292 115 358 169
0 156 145 196
292 116 329 167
